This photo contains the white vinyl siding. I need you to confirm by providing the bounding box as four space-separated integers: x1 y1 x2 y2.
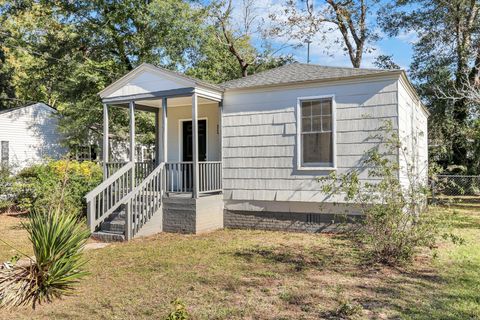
222 77 401 203
0 103 66 171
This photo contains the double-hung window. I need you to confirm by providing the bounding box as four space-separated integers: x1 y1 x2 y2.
297 96 335 169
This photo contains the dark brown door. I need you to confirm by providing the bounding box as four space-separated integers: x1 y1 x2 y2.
182 120 207 161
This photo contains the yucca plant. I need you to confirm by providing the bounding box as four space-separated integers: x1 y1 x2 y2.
0 160 90 308
0 210 90 308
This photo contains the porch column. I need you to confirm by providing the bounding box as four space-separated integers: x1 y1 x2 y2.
155 108 161 166
162 97 168 162
129 101 135 188
192 93 199 198
102 103 109 179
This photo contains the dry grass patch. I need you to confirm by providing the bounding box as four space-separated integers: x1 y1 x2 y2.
0 213 31 262
0 204 478 319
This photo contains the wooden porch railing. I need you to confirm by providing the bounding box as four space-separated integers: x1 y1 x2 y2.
85 162 134 232
123 163 165 240
199 161 222 193
165 161 222 194
105 161 155 184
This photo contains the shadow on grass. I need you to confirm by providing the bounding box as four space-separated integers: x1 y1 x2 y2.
233 235 363 272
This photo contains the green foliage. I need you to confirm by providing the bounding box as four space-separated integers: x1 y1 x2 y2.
379 0 480 173
0 0 291 152
0 208 90 308
14 160 102 216
165 299 190 320
334 298 363 319
0 166 15 212
319 121 436 265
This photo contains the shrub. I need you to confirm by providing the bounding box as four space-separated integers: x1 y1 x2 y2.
319 121 436 265
165 299 190 320
14 160 102 217
0 166 15 213
0 209 90 308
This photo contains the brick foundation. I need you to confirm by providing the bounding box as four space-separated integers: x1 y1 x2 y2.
224 210 359 233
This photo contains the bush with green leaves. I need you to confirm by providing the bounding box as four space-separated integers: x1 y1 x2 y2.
0 166 15 212
14 160 102 217
319 121 435 265
165 299 190 320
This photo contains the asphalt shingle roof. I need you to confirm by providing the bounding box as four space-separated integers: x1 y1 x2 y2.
220 63 396 90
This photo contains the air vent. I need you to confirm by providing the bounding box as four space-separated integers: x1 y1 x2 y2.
306 213 322 224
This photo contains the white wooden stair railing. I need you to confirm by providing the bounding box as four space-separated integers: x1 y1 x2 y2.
123 163 165 240
85 162 135 232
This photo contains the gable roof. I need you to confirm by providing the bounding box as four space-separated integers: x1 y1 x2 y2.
98 63 223 99
0 102 56 116
220 63 401 90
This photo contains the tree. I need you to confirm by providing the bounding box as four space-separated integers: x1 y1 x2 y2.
0 0 207 150
208 0 294 78
380 0 480 172
0 30 16 110
373 54 400 70
270 0 379 68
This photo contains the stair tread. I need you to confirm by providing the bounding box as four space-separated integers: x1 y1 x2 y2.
91 231 125 242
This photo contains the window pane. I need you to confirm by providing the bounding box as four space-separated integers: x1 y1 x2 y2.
321 100 332 115
302 132 332 165
311 100 322 115
312 116 322 131
302 117 311 132
322 116 332 131
301 101 311 116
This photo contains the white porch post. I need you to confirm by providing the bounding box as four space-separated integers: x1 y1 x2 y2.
162 97 168 162
218 101 223 191
155 108 161 166
192 93 199 198
129 101 135 188
102 103 109 179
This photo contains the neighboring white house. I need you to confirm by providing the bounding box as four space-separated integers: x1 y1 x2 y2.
0 103 66 170
86 63 429 240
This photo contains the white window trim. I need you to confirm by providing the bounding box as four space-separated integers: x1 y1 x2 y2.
296 94 337 171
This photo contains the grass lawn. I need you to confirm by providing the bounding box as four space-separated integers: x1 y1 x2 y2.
0 203 479 319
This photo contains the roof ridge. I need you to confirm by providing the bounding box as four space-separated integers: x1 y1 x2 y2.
294 62 388 72
219 63 403 90
220 62 393 87
0 102 55 116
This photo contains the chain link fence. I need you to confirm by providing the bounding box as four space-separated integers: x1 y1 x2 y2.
431 175 480 202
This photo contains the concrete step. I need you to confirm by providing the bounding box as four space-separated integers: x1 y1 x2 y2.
91 231 125 242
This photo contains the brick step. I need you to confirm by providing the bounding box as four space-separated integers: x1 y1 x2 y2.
91 231 125 242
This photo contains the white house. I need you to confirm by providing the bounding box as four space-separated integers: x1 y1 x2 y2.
85 63 428 241
0 103 66 170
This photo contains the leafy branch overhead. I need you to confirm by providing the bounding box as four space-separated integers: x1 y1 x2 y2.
269 0 380 68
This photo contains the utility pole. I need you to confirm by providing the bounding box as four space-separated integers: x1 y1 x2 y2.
305 39 312 64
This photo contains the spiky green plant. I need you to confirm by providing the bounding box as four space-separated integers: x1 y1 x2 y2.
0 209 90 308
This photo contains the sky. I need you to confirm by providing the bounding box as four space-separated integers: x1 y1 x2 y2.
227 0 416 71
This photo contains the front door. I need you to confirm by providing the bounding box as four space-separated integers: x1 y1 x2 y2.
182 119 207 162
